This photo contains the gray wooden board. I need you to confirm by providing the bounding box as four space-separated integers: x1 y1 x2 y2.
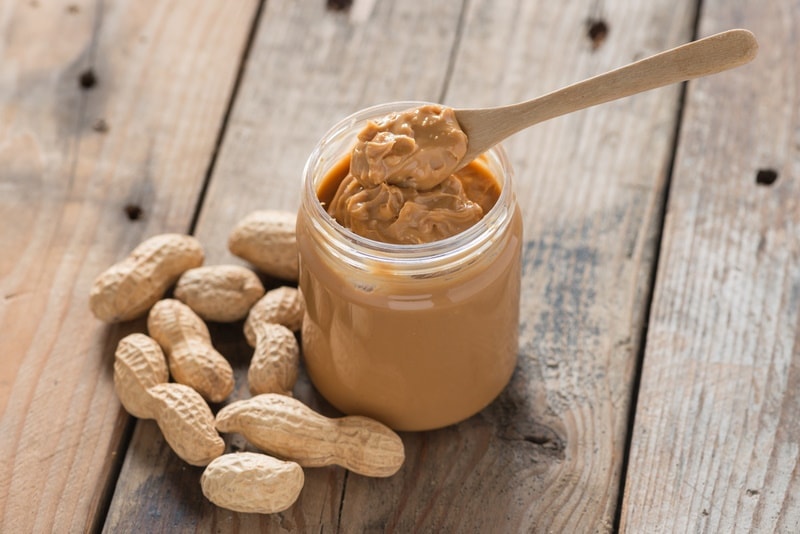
0 0 259 532
620 0 800 531
106 0 700 531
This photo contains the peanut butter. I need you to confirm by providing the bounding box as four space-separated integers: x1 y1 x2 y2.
324 155 500 245
327 104 487 245
349 104 466 190
297 102 522 431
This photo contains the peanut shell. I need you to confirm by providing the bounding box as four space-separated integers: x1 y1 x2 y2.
174 264 264 322
244 286 304 347
201 452 304 514
215 394 405 477
90 234 204 322
113 333 169 418
148 383 225 466
148 299 234 402
228 210 298 281
248 323 299 396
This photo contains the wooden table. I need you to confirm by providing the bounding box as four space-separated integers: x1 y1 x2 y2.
2 0 797 532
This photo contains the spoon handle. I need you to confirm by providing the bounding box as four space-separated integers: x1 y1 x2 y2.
456 29 758 162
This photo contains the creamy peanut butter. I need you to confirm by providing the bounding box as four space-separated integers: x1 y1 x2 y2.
297 102 521 431
327 104 485 245
350 104 467 190
323 155 500 245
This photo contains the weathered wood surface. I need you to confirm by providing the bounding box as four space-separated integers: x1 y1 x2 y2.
0 0 258 531
106 0 695 532
3 0 789 532
407 1 694 531
619 0 800 531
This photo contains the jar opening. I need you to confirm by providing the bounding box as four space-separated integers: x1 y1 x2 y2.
301 101 516 267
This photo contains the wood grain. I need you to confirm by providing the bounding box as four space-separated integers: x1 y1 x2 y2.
620 0 800 531
0 0 258 531
104 0 696 532
4 0 791 531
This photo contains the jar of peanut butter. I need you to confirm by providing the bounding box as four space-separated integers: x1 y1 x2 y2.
297 102 523 431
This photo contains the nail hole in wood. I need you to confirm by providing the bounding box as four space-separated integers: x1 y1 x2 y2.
586 18 609 50
755 168 778 186
78 69 97 90
124 204 143 221
92 119 109 133
326 0 352 11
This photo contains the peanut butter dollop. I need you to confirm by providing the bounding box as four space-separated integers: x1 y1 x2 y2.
350 104 467 190
328 104 498 245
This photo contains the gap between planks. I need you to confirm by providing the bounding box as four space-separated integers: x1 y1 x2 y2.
611 0 705 529
187 0 269 236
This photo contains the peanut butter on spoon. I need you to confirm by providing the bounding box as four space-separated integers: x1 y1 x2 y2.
349 105 467 191
327 104 494 245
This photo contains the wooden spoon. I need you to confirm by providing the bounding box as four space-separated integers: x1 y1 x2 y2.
454 29 758 168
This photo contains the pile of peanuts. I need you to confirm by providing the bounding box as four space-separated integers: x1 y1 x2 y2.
89 210 405 514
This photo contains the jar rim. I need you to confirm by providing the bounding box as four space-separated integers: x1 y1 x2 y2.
301 100 515 264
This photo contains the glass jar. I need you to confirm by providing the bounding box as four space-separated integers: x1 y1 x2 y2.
297 101 523 431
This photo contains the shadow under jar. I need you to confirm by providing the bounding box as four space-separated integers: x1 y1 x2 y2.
297 102 523 431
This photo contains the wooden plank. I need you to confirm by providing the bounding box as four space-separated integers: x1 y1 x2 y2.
0 1 258 532
339 1 696 531
620 0 800 531
108 0 695 531
103 1 467 531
